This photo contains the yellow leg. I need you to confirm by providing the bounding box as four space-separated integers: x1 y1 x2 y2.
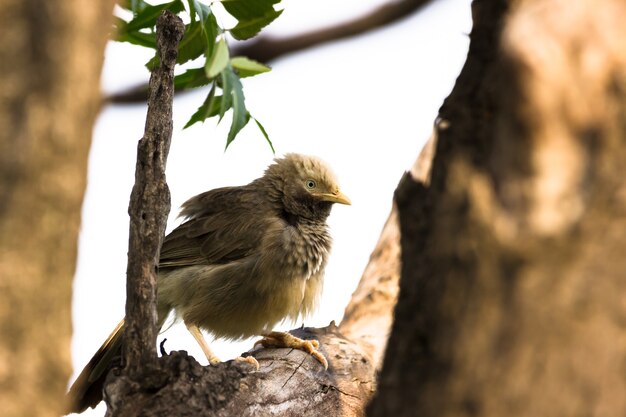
254 331 328 369
185 322 221 365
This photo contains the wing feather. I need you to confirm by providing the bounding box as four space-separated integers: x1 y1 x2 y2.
159 186 273 270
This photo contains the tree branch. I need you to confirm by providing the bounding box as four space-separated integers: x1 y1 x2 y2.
115 8 184 405
104 0 435 105
231 0 434 63
107 326 376 416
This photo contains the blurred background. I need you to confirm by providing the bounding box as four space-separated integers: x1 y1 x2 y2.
70 0 471 414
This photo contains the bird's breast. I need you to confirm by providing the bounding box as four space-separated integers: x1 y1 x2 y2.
281 222 331 281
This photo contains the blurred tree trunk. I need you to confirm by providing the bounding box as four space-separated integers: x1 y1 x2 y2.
0 1 113 416
369 0 626 416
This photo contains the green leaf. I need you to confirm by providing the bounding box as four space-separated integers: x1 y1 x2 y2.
202 9 219 60
221 0 283 40
205 38 229 78
175 22 207 65
221 0 281 20
222 66 249 148
117 30 157 48
123 0 185 32
230 56 271 78
188 0 209 22
146 21 205 70
229 9 282 40
114 17 157 48
174 67 211 90
227 113 250 149
188 0 219 58
252 116 274 153
117 0 149 13
186 0 198 23
184 84 224 128
219 66 233 121
146 55 159 70
116 0 132 11
115 1 183 48
130 0 149 13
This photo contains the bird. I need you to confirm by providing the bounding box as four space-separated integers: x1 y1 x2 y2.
66 153 350 414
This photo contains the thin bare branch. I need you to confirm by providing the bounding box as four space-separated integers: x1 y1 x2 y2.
123 9 184 379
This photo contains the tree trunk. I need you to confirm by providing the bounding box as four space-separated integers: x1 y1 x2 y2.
369 0 626 416
0 1 113 416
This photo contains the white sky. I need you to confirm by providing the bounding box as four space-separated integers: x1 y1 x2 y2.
70 0 472 414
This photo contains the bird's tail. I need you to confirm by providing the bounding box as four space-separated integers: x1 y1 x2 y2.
65 319 125 414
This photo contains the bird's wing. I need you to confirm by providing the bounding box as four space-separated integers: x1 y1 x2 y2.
159 186 272 269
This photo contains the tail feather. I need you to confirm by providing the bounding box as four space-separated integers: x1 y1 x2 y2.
65 319 125 414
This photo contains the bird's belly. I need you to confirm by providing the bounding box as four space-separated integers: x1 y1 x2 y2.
199 277 306 339
161 264 308 340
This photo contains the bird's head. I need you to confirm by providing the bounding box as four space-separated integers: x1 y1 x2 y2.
261 153 350 221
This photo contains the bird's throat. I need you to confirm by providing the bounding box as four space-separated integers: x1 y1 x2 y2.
280 209 300 227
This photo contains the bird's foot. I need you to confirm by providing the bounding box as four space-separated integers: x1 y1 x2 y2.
234 355 260 371
254 331 328 369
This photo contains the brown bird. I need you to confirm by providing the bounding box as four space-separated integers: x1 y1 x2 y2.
66 153 350 414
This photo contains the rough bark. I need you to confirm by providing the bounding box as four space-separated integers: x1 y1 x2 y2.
0 1 113 416
105 11 185 416
369 0 626 416
124 9 184 377
105 326 376 417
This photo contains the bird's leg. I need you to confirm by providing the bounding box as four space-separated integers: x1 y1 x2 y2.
254 331 328 369
185 322 221 365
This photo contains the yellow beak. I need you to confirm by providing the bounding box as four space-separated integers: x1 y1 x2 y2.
317 190 351 205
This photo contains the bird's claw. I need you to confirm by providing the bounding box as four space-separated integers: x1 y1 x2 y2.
254 331 328 370
234 355 260 371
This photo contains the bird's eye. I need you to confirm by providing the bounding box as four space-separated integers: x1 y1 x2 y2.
305 179 317 189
